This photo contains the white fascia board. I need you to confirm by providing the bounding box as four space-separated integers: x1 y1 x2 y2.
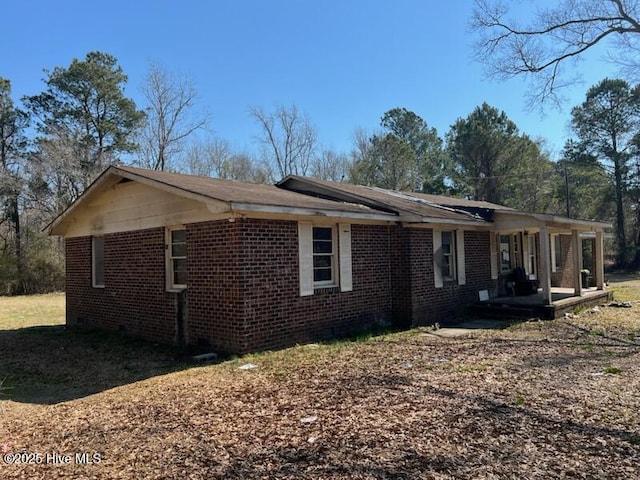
47 167 122 235
494 210 611 231
415 217 489 227
48 166 231 236
230 202 398 222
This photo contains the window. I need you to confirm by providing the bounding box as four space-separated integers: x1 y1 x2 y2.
92 236 105 288
168 228 186 289
441 231 456 281
499 234 511 273
312 226 336 286
512 233 521 269
551 234 561 273
433 229 465 288
298 222 352 296
527 235 537 277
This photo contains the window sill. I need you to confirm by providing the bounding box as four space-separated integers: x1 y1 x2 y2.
167 287 187 293
314 283 339 290
92 285 105 289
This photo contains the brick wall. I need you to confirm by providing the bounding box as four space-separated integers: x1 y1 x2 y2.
185 220 245 352
551 234 577 288
234 219 393 353
405 229 497 326
390 225 412 327
65 220 497 354
65 228 177 344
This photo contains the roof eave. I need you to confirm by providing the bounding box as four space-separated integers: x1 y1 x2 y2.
492 210 612 231
47 166 233 237
230 202 398 221
47 166 122 236
417 217 489 226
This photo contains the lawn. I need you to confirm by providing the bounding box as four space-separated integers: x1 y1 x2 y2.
1 282 639 479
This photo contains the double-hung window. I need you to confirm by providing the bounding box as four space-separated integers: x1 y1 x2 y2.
527 234 537 277
433 228 466 288
298 222 352 296
312 226 336 286
92 236 105 288
441 231 456 281
167 228 187 290
499 234 511 274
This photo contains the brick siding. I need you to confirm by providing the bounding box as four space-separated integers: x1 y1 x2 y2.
65 228 176 344
65 220 497 353
185 220 244 352
404 229 497 326
233 219 393 353
551 234 577 288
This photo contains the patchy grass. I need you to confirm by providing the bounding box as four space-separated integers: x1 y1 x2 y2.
0 293 65 330
604 366 623 375
1 281 639 479
0 294 184 404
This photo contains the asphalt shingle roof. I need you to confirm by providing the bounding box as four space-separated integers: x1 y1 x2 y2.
116 167 388 215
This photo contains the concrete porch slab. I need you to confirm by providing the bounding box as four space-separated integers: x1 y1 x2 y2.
422 319 510 338
473 288 613 320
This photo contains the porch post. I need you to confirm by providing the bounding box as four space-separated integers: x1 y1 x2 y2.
539 227 552 305
594 230 604 290
572 229 583 296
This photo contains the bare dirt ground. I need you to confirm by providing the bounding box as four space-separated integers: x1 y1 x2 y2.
1 280 639 479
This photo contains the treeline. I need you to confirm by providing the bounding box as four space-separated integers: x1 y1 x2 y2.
0 52 638 294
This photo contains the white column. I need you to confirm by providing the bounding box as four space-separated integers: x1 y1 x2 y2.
539 227 552 305
595 231 604 290
572 230 583 297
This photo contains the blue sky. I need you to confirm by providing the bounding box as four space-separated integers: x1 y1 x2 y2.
2 0 619 160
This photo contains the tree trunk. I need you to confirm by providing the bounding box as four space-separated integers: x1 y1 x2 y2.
632 202 640 269
8 193 23 294
613 156 627 267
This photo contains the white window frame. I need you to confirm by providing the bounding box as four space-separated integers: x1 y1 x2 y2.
441 230 457 282
298 222 352 296
551 234 560 273
490 233 499 280
512 233 521 269
499 234 511 274
312 226 338 288
92 236 105 288
527 234 537 278
434 228 466 288
166 227 187 291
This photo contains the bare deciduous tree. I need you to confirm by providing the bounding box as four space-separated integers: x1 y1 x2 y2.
183 138 232 178
311 148 351 182
472 0 640 106
250 104 317 178
183 139 271 183
140 63 209 171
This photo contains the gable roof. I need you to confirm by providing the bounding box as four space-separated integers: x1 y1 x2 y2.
277 175 496 225
47 166 396 236
112 166 380 214
277 175 612 232
48 166 612 238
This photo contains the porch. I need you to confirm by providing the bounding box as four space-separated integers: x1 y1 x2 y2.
488 209 613 316
472 287 613 320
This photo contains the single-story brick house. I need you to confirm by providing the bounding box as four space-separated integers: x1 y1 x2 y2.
48 166 611 354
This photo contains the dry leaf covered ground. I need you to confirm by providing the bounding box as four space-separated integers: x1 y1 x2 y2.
1 280 639 479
